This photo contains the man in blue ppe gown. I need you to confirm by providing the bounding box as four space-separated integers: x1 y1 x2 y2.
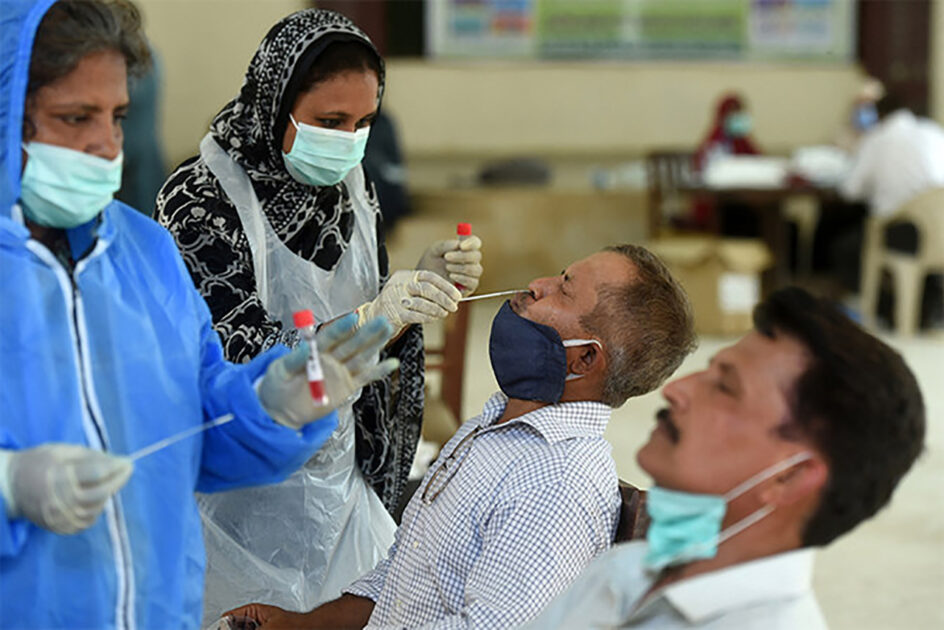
0 1 397 627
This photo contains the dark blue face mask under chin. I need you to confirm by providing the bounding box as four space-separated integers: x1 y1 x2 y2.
488 301 602 403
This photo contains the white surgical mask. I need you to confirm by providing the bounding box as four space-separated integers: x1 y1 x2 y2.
281 114 370 187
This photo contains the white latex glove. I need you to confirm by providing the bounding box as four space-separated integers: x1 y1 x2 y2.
356 269 461 333
259 313 398 430
0 444 133 534
416 235 483 296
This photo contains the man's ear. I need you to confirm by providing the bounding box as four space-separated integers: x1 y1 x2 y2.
567 342 605 378
760 454 828 508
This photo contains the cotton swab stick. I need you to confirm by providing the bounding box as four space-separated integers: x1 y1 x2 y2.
128 414 235 462
459 289 528 302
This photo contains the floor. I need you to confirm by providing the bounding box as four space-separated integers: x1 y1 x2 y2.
438 300 944 630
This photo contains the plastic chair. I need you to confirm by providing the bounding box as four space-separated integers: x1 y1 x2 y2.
781 193 820 277
645 151 697 236
860 188 944 335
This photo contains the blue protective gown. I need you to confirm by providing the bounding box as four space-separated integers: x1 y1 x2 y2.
0 2 338 628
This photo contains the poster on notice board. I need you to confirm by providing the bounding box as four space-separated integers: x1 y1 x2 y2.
426 0 854 62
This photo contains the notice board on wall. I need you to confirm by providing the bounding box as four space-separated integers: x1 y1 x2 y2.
426 0 855 62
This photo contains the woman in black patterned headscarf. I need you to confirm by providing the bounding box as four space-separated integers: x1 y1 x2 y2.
154 8 483 620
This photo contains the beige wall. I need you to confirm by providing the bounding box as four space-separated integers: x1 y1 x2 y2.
137 0 307 168
138 3 883 172
381 60 865 159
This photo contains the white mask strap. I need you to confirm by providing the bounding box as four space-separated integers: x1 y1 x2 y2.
562 339 603 381
562 338 602 349
724 451 812 502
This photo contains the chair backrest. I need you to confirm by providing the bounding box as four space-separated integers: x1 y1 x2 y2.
645 151 697 236
424 303 470 426
893 188 944 266
614 480 649 543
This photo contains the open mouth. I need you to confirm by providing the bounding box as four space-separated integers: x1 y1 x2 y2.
655 407 680 443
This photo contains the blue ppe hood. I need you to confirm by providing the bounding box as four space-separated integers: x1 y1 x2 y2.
0 0 57 217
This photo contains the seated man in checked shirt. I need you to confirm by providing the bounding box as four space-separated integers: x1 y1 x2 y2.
226 244 697 629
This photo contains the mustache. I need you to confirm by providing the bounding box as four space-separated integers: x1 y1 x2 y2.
656 407 680 443
510 290 536 311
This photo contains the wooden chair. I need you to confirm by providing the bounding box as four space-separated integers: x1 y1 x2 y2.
645 150 697 237
424 302 471 426
614 481 649 543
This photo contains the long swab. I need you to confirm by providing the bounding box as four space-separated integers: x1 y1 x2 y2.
128 414 235 462
459 289 527 302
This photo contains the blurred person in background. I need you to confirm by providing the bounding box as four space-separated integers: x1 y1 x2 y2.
114 46 166 215
691 93 763 235
836 93 944 328
154 9 483 622
694 93 762 173
0 1 396 627
834 77 885 153
362 110 410 232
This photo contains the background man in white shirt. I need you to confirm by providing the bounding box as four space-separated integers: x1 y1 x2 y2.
529 287 925 629
836 94 944 327
225 244 697 629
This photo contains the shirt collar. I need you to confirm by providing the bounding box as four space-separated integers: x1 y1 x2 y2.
655 548 816 624
474 391 612 443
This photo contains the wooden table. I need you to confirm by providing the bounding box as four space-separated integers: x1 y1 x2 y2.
675 184 839 294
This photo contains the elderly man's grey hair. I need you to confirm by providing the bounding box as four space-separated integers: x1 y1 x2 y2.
580 244 696 407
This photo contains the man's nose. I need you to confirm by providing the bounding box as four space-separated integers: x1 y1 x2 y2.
527 276 558 300
661 373 692 412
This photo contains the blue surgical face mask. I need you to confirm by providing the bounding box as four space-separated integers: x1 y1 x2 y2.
20 142 123 228
644 451 812 573
723 112 752 138
852 104 878 131
488 301 603 403
281 114 370 187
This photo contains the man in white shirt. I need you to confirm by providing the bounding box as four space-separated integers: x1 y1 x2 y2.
224 245 697 629
530 287 925 629
840 99 944 217
837 95 944 326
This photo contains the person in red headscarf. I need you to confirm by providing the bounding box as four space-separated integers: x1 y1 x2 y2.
690 93 763 233
694 93 762 171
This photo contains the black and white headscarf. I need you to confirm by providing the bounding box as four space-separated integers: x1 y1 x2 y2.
155 9 423 512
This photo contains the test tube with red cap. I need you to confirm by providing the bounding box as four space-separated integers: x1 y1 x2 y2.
293 309 329 405
455 223 471 291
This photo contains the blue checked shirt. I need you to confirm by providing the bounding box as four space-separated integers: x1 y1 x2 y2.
345 392 620 629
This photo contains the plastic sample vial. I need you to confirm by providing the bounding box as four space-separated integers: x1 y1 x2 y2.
293 309 328 405
455 222 472 291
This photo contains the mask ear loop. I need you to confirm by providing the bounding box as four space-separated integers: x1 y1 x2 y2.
684 451 814 557
713 452 813 545
562 339 603 382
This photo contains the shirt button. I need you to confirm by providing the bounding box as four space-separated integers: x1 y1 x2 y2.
396 599 403 609
412 541 420 549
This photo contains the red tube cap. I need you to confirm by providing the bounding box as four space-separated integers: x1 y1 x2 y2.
293 309 315 328
456 222 472 236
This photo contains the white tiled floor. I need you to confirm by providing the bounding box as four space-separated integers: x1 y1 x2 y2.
449 301 944 630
